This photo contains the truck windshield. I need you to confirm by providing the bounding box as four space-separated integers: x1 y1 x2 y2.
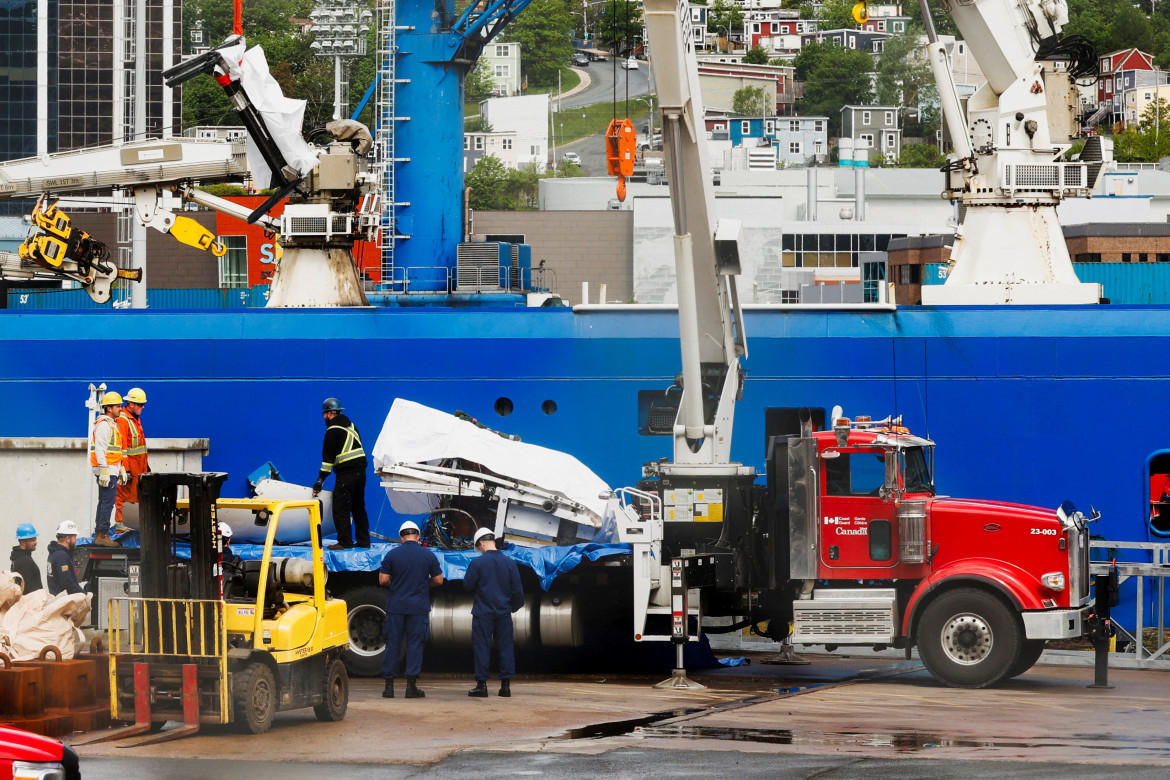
902 446 934 495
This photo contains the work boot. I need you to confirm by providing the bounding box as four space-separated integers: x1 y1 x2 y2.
93 532 120 548
404 678 425 699
328 542 354 551
498 679 511 698
468 680 488 698
382 679 394 699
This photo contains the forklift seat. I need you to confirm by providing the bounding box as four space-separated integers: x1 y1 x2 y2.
241 559 287 616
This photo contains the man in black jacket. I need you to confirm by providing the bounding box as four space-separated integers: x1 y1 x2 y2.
10 523 43 594
46 521 83 596
312 397 370 550
464 528 525 698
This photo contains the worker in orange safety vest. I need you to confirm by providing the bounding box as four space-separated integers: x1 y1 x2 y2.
89 391 124 547
114 387 150 532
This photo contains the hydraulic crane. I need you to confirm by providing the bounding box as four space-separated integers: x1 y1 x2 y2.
918 0 1110 304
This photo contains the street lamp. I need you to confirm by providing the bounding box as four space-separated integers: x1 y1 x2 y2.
310 0 371 120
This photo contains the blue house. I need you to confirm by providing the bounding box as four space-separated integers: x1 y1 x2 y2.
726 116 830 166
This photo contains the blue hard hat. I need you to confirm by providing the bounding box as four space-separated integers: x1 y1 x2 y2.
15 523 37 540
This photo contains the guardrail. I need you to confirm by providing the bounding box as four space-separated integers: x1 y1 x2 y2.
1090 541 1170 668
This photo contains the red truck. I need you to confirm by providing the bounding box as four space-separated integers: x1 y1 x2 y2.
638 411 1094 689
0 726 81 780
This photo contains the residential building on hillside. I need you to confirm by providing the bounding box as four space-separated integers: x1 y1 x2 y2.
696 59 796 115
841 105 902 161
479 42 523 96
481 94 550 172
463 131 521 171
722 115 829 166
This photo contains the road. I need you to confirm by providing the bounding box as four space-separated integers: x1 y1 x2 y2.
557 61 652 110
72 653 1170 777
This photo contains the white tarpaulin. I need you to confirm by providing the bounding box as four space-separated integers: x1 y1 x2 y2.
218 40 319 189
373 399 612 519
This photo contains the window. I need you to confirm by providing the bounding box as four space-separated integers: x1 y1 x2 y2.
884 111 893 125
714 123 726 130
814 120 824 132
190 27 203 44
474 136 484 150
741 120 751 134
893 21 904 31
815 140 823 155
885 133 896 148
957 42 965 55
859 133 874 147
1146 92 1154 101
1122 253 1132 263
780 290 800 303
765 120 775 134
495 65 509 77
789 141 801 155
464 136 470 150
862 110 871 124
530 145 539 155
218 236 248 289
495 45 509 57
501 138 512 150
896 264 922 285
824 451 886 496
1140 253 1149 262
789 119 800 132
752 23 759 32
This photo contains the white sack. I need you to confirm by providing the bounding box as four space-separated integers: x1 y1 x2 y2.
0 590 90 661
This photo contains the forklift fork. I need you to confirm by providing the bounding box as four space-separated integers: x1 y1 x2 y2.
72 663 204 746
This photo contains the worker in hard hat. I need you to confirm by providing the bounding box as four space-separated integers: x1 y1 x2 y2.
377 520 444 699
89 390 124 547
10 523 43 595
464 528 524 698
46 521 83 596
114 387 150 532
217 521 244 598
313 397 370 550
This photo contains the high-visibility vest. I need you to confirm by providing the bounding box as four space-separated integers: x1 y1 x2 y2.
117 411 148 471
89 415 122 467
320 423 365 473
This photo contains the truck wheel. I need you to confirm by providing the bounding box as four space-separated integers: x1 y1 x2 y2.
313 657 349 722
341 585 389 677
918 588 1021 689
233 661 276 734
1008 639 1046 678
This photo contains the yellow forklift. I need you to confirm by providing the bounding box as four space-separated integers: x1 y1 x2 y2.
78 473 350 745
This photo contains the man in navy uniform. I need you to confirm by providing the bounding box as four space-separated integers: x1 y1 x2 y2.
464 527 524 698
46 521 84 596
378 520 444 699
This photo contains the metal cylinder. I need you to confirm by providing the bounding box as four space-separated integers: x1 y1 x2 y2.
272 557 320 588
429 592 536 648
806 165 817 221
538 592 583 648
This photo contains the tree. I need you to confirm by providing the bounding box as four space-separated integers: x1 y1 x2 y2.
744 45 770 65
874 26 936 130
465 115 494 133
465 65 497 103
892 143 947 168
818 0 858 30
466 156 514 210
505 0 577 88
1113 98 1170 162
732 86 766 116
706 0 744 50
793 41 875 134
596 0 643 57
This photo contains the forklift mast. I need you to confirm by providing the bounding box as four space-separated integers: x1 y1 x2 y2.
137 472 228 601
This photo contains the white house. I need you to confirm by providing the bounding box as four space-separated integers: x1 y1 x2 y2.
481 94 551 172
479 42 523 96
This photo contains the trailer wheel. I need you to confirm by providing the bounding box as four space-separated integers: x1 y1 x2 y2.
313 657 349 722
1007 639 1046 679
341 585 389 677
918 588 1021 689
233 661 276 734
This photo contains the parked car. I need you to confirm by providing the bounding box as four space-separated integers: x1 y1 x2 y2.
0 726 81 779
573 53 589 66
562 152 581 166
620 57 639 70
639 134 663 150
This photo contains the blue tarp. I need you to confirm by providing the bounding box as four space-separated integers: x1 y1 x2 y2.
83 531 633 591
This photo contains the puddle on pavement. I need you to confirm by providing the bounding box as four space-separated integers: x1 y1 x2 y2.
555 709 705 740
637 726 1170 753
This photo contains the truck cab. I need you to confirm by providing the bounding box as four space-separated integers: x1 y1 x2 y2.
785 415 1093 687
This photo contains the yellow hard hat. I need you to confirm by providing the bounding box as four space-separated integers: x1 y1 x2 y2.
124 387 147 404
100 391 123 407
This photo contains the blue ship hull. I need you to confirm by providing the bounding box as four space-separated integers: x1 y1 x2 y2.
2 304 1166 556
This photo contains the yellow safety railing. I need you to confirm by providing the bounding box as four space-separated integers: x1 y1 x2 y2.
107 597 230 723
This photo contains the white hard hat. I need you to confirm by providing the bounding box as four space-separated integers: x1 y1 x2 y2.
217 521 233 539
56 520 80 537
399 520 420 535
473 527 495 545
